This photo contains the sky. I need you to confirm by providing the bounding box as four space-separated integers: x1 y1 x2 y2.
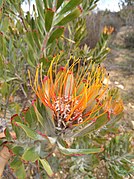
22 0 121 12
97 0 120 11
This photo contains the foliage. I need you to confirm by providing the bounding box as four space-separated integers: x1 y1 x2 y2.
118 0 134 26
119 0 134 8
102 134 134 179
0 58 125 178
124 31 134 48
0 0 133 178
0 0 109 118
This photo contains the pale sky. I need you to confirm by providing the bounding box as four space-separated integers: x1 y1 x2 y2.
98 0 120 11
22 0 121 12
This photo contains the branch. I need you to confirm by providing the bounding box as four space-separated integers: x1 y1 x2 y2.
40 33 50 58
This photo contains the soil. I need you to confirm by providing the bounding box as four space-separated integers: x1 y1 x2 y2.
104 45 134 131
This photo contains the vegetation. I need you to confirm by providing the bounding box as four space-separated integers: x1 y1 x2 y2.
0 0 133 178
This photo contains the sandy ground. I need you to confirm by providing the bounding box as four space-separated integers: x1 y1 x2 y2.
104 46 134 130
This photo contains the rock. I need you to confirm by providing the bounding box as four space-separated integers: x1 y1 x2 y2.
114 81 119 85
116 84 124 90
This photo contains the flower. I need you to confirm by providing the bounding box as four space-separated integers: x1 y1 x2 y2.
103 26 114 35
29 57 123 134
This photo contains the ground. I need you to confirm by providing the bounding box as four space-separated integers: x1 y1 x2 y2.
104 44 134 131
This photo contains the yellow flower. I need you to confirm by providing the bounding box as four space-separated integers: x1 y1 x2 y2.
103 26 114 35
29 57 123 133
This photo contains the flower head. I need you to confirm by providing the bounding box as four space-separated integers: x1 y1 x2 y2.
29 57 123 134
103 26 114 35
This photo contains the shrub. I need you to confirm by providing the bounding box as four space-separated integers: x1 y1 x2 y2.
0 0 133 178
124 31 134 48
83 12 102 48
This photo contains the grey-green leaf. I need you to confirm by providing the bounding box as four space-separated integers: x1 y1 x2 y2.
59 0 82 15
56 8 81 26
39 158 54 177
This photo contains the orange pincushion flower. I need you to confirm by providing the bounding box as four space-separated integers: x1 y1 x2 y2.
103 26 114 35
29 57 123 133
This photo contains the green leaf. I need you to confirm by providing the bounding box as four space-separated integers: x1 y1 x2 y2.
106 113 123 127
43 0 48 8
0 138 7 147
25 31 35 50
22 106 37 128
0 0 3 8
47 27 64 45
15 122 44 140
57 0 64 10
57 142 103 156
45 8 54 32
41 105 56 137
35 0 44 19
22 147 39 162
0 55 4 75
0 82 9 97
33 103 45 128
43 0 53 8
73 113 109 137
11 115 23 138
4 127 12 141
15 163 26 179
10 156 22 170
39 158 54 177
12 146 24 156
0 77 18 83
104 134 134 178
56 8 81 26
59 0 82 15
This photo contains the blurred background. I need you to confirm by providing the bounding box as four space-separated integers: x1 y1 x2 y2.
83 0 134 131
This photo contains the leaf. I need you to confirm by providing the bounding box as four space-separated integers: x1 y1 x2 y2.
12 146 24 156
57 0 64 10
0 82 9 97
0 0 3 8
10 156 22 170
57 142 103 156
22 106 37 128
59 0 82 15
56 8 81 26
11 115 23 138
47 27 64 45
0 138 7 147
0 55 4 75
39 158 54 177
35 0 44 19
43 0 53 8
73 113 109 137
0 77 18 83
32 102 45 128
106 113 123 127
15 163 26 179
43 0 48 8
104 134 134 178
15 122 44 140
41 105 56 137
45 8 54 32
4 127 12 141
22 147 39 162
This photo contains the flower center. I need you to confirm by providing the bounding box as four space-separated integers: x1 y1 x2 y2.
53 96 83 132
